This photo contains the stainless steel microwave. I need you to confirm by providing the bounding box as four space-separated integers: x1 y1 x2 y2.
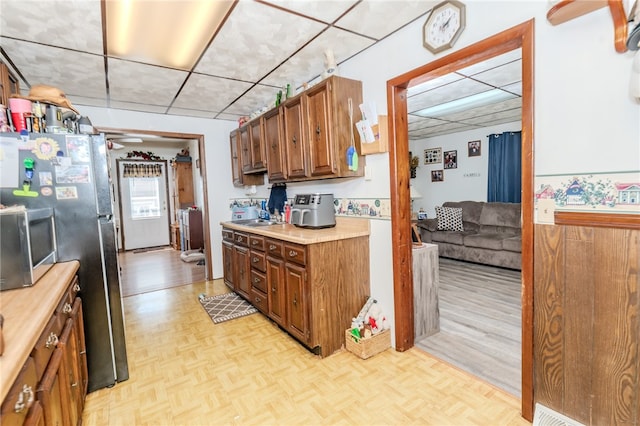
0 207 57 291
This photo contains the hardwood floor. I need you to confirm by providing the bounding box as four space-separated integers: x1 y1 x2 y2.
83 262 528 425
118 247 206 297
415 258 522 398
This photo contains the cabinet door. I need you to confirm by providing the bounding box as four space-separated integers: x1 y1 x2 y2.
306 82 336 177
285 262 308 343
1 357 37 426
239 126 252 173
37 349 69 426
222 241 234 290
266 256 286 327
282 97 308 179
264 108 286 182
59 318 82 426
234 246 251 299
229 131 242 186
71 298 88 407
249 118 266 171
173 162 194 208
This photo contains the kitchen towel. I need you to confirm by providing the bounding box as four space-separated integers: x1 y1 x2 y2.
267 183 287 214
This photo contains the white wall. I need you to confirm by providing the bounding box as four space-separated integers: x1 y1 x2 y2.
76 0 639 345
410 121 521 217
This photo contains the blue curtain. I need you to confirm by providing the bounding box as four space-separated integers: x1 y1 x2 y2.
487 131 521 203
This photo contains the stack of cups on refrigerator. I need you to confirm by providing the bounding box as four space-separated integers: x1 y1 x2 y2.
8 97 32 132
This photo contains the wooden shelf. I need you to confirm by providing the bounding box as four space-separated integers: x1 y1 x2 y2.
547 0 628 53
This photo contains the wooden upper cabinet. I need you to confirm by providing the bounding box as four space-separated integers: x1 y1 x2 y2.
248 118 267 172
282 95 309 180
306 82 335 177
239 126 252 174
264 108 287 182
173 161 194 209
230 129 264 188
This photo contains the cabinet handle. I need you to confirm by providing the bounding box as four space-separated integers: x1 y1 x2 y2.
73 283 81 292
254 277 260 283
293 294 297 306
316 124 321 135
272 287 276 292
63 303 72 314
269 244 277 251
292 135 296 145
14 384 34 413
45 332 59 349
289 250 298 257
252 240 259 245
71 381 79 388
255 296 262 303
252 257 259 263
236 236 243 242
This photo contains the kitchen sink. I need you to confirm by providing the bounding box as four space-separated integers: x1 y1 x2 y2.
230 218 278 227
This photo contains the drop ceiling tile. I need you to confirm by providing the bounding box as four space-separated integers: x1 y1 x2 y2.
408 73 463 96
195 0 327 82
215 113 243 122
73 96 108 110
108 59 188 105
501 82 522 95
172 73 254 112
261 0 357 23
1 39 106 99
438 96 520 122
0 0 103 54
221 83 282 116
456 48 522 77
462 108 522 126
470 60 522 88
408 78 493 113
337 0 430 40
261 27 374 87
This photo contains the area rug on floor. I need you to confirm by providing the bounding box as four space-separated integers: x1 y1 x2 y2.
199 292 258 324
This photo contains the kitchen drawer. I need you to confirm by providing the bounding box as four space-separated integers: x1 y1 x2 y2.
250 251 266 272
284 243 306 266
249 235 265 251
234 231 249 247
1 357 37 426
250 270 267 294
250 288 268 314
265 239 284 258
222 229 234 242
31 313 64 381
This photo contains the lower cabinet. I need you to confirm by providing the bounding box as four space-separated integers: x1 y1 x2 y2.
222 227 370 356
1 275 87 426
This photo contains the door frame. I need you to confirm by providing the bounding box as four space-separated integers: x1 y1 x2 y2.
96 127 213 280
387 20 535 420
115 158 171 250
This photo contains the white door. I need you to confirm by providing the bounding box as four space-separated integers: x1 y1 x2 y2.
119 161 170 250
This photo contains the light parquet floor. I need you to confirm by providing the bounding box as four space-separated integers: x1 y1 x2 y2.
83 278 528 425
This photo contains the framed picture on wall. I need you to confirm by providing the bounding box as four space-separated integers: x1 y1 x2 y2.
431 170 444 182
424 148 442 165
444 150 457 169
468 140 481 157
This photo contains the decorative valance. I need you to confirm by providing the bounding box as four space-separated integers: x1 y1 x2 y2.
122 162 163 178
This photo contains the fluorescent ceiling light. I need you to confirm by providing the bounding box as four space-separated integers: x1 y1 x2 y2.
415 88 515 118
106 0 234 70
110 137 143 143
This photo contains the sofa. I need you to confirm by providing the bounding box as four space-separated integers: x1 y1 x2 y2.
416 201 521 270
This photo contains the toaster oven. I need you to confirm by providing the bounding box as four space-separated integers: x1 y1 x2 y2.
0 207 57 291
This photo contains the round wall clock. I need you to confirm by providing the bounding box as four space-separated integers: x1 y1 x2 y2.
422 0 466 54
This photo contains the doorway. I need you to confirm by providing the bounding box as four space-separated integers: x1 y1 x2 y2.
387 20 535 421
117 159 171 250
96 126 213 281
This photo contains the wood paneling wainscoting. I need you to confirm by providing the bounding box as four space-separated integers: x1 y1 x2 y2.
534 223 639 425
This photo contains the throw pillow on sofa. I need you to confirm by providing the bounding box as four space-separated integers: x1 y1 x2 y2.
435 206 464 231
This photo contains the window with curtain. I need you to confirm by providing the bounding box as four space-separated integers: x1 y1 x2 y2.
487 131 522 203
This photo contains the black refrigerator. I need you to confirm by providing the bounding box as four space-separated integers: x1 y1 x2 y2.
0 132 129 392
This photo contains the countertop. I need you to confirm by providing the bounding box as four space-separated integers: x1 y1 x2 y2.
221 216 370 244
0 261 80 401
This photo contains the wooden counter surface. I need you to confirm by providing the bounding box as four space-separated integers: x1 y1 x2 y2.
221 216 370 244
0 261 80 401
